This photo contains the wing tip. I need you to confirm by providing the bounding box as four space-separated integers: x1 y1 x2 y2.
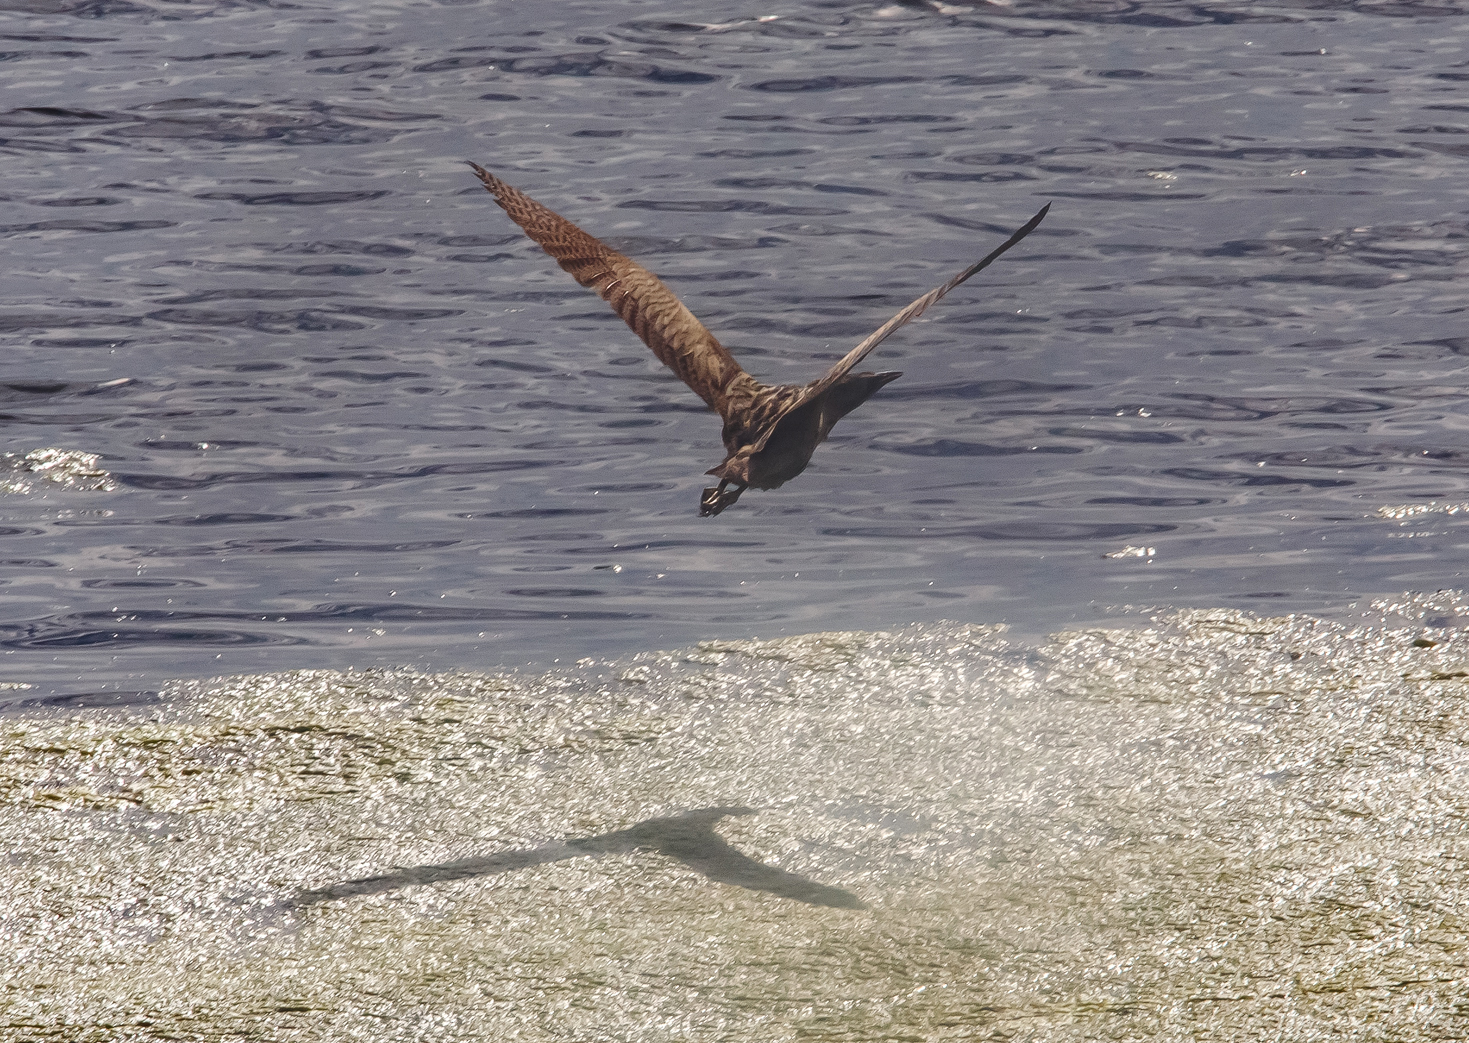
467 160 504 197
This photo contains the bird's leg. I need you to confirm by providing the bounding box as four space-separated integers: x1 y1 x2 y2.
700 479 746 517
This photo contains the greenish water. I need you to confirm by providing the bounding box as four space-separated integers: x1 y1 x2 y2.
5 599 1468 1039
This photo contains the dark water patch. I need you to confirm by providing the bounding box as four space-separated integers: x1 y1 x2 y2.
1236 445 1469 469
823 521 1177 541
170 261 388 277
116 459 543 492
32 195 119 206
278 603 651 623
0 621 302 650
1137 314 1268 329
1042 189 1206 201
194 190 390 207
0 603 651 652
263 240 413 258
514 435 660 451
1409 337 1469 356
817 114 958 128
766 222 883 238
1163 467 1355 489
950 151 1036 166
80 577 207 588
0 106 110 125
145 308 368 332
0 137 85 154
1089 496 1223 508
1 32 116 42
662 269 767 283
154 513 296 526
882 380 1090 402
1393 140 1469 159
306 45 388 60
907 170 1037 184
589 482 670 494
713 176 890 196
88 100 441 146
1 381 82 398
333 304 462 321
512 399 706 416
1117 140 1423 162
134 538 459 557
152 288 345 305
428 232 528 248
749 75 923 93
1137 394 1394 422
313 369 428 383
0 218 172 235
1258 271 1444 290
313 59 398 75
168 49 282 62
458 507 610 519
695 147 817 159
7 688 160 710
923 211 1059 235
879 439 1084 457
1396 124 1469 135
474 355 556 374
617 199 846 217
554 539 764 555
1048 428 1187 445
418 50 717 84
505 587 604 598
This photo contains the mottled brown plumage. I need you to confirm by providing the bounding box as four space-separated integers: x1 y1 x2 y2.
470 162 1048 515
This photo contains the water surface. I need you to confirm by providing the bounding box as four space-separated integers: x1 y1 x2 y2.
2 2 1467 693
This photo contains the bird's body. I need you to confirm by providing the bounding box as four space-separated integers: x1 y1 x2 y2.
470 163 1047 515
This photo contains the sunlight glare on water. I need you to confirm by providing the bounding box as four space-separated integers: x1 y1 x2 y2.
4 601 1469 1038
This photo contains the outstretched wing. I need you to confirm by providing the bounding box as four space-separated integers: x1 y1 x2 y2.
470 163 749 413
809 203 1049 403
745 203 1049 456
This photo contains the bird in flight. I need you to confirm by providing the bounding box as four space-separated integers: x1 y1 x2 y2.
470 163 1048 515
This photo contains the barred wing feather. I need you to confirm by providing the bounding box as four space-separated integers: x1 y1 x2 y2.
469 163 749 414
752 203 1050 452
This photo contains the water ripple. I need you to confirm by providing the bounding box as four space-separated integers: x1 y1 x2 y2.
3 0 1466 689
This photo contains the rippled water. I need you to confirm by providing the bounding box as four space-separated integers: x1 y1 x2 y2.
3 3 1468 691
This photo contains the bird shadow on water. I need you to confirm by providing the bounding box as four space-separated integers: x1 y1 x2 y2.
293 807 867 911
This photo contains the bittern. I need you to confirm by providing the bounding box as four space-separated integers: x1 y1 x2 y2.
470 163 1047 515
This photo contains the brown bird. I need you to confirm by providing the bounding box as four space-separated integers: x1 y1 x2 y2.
470 163 1048 515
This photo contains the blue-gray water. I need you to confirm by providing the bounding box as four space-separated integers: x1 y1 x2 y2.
6 3 1469 1036
2 1 1467 698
